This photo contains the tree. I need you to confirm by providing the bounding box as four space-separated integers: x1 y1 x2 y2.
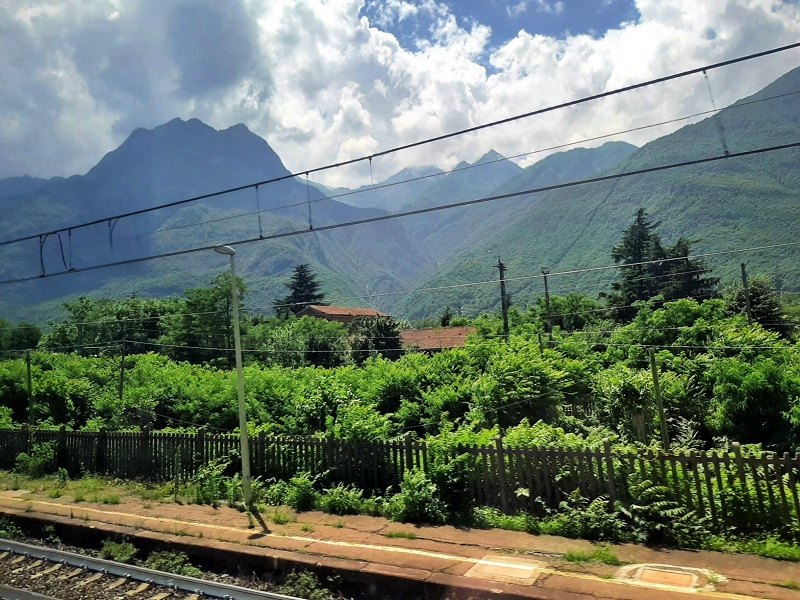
161 273 246 366
606 209 717 320
350 316 403 364
724 275 791 337
274 264 326 317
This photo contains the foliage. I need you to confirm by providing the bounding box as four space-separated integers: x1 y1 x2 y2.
725 275 792 337
188 454 230 506
387 470 448 524
605 208 717 320
144 551 203 577
285 472 318 511
278 571 331 600
318 483 364 515
100 539 138 564
539 492 629 543
0 517 23 540
350 316 403 364
274 264 327 318
15 442 56 478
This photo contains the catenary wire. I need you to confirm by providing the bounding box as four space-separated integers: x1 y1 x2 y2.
2 138 796 288
1 41 798 249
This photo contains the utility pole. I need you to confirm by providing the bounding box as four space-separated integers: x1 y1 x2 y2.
118 340 127 405
541 267 553 346
496 258 510 341
648 348 670 449
740 263 753 324
26 350 33 427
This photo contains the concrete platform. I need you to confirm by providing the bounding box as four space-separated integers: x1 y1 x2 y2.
1 491 799 600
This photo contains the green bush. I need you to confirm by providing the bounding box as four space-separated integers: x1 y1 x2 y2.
263 480 290 506
100 539 138 564
539 492 629 543
387 470 447 524
285 472 318 511
318 484 363 515
471 507 539 533
189 455 230 506
14 442 56 478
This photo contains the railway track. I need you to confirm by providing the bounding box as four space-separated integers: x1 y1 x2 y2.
0 539 300 600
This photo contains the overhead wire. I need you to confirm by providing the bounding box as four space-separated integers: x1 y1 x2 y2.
1 41 798 249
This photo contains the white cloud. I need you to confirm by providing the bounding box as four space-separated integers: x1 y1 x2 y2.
0 0 799 187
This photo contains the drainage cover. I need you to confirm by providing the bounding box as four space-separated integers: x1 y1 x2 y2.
616 563 725 591
464 555 545 585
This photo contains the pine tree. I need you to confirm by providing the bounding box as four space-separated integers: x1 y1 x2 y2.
274 264 326 317
606 209 717 320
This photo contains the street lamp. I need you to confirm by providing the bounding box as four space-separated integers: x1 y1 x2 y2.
214 245 253 506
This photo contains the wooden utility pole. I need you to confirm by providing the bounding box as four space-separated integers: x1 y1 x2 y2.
26 350 33 426
118 340 127 405
541 267 553 346
496 257 510 341
740 263 753 323
648 348 670 448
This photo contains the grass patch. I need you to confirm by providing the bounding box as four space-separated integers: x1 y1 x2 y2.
270 509 293 525
384 530 417 540
101 494 121 505
563 546 622 566
145 551 202 577
47 488 62 499
741 538 800 562
778 581 800 590
300 524 315 533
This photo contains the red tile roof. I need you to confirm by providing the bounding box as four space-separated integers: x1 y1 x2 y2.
298 305 388 318
400 326 476 351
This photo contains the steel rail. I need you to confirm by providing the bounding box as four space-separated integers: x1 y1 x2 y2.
0 538 300 600
0 583 59 600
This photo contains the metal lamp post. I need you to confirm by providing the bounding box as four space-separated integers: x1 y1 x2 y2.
214 245 253 506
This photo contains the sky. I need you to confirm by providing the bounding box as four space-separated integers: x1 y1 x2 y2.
1 0 799 186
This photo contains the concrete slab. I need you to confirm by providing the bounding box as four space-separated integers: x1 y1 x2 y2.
464 554 546 586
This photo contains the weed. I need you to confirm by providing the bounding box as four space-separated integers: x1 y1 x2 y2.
47 488 63 499
263 480 289 506
145 551 202 577
278 571 330 600
100 539 138 564
42 525 59 544
778 581 800 590
271 509 293 525
101 495 120 505
300 524 315 533
0 518 23 540
472 506 539 534
563 546 622 566
72 492 85 503
387 470 447 524
741 537 800 561
285 472 318 512
319 484 363 516
384 531 417 540
14 443 56 478
332 520 345 529
142 503 152 509
563 550 592 564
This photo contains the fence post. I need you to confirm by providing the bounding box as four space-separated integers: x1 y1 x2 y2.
603 439 616 503
57 424 67 471
732 442 752 523
96 430 107 474
405 436 415 471
495 437 510 514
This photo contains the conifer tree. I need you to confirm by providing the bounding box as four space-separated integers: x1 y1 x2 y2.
274 264 326 317
606 209 717 320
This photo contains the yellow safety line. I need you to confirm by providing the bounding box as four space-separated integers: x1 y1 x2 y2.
0 496 768 600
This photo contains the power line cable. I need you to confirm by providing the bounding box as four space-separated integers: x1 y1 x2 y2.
1 139 795 288
1 41 798 249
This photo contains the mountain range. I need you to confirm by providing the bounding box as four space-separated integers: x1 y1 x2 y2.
0 64 798 323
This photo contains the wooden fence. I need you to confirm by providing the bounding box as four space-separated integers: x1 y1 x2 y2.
1 428 798 533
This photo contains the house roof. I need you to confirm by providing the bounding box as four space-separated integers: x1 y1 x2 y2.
298 305 388 318
400 326 476 351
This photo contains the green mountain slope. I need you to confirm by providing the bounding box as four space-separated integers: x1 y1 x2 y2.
394 66 800 319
